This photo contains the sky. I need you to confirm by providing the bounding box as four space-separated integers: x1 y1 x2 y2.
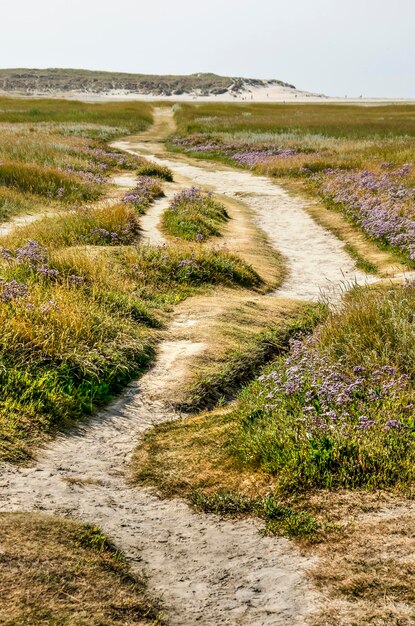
1 0 414 98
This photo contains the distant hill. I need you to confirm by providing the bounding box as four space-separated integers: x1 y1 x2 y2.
0 68 300 98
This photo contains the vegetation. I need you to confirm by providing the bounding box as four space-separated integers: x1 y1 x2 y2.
136 161 173 181
162 187 229 241
0 96 152 132
231 283 415 493
0 99 261 463
0 68 293 97
123 175 165 214
0 513 162 624
171 102 415 265
177 302 326 411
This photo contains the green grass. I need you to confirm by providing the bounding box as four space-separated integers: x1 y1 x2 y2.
231 283 415 494
1 203 142 248
174 102 415 139
0 98 152 220
190 490 319 538
0 187 50 222
0 97 152 132
0 160 101 203
162 188 229 241
0 240 260 463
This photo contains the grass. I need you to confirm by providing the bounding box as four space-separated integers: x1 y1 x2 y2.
170 102 415 272
0 98 152 225
123 176 165 214
0 240 260 463
229 283 415 494
310 507 415 625
174 102 415 139
0 203 142 248
176 301 326 411
133 282 415 525
162 187 229 241
0 513 162 625
190 490 319 538
0 99 263 463
132 300 324 536
0 187 52 223
0 97 152 133
136 161 173 181
0 160 101 203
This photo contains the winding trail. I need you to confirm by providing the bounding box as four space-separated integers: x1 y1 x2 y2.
0 109 401 625
114 110 381 303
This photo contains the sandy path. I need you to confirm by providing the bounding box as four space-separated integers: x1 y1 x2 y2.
114 124 375 305
0 339 317 625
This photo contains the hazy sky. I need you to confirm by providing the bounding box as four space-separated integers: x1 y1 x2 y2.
1 0 414 98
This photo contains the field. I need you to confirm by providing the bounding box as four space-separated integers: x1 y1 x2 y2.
171 103 415 269
1 99 415 624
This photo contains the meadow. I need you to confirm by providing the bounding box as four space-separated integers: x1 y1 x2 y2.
3 98 415 624
0 98 261 463
152 102 415 497
171 103 415 266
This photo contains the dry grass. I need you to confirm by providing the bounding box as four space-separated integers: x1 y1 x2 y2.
310 502 415 626
133 407 272 499
132 296 320 492
1 202 142 249
0 512 161 625
168 294 315 408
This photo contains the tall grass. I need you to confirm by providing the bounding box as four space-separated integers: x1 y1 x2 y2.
1 203 142 249
231 283 415 493
0 161 101 202
0 226 261 462
0 98 152 222
174 102 415 139
0 97 152 132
